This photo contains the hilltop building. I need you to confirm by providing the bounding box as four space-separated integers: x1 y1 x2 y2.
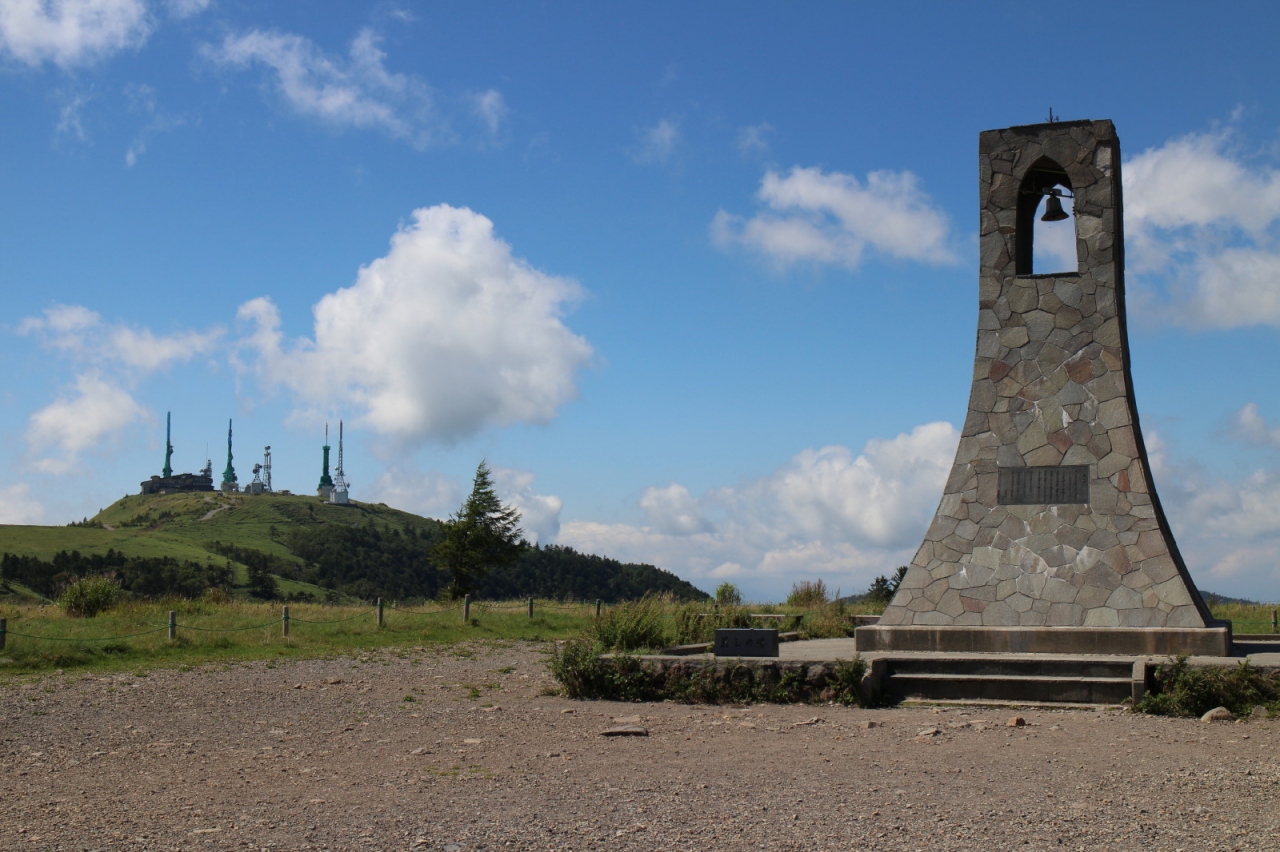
140 412 214 494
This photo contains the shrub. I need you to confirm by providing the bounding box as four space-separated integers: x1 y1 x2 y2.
802 599 856 639
1136 656 1280 718
715 582 743 606
786 579 830 608
590 594 671 652
58 575 122 618
549 639 658 701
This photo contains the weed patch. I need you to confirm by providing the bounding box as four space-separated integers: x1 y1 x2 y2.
1137 656 1280 718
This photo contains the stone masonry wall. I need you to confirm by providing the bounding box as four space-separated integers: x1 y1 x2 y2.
879 120 1211 630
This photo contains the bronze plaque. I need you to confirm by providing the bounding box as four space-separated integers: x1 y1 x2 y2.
998 465 1090 505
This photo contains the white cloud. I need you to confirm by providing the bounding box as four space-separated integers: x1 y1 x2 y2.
26 372 146 473
736 122 773 158
164 0 210 19
0 484 45 524
491 466 561 545
1138 428 1280 601
1124 127 1280 329
472 89 507 137
123 82 185 167
18 305 222 472
558 422 958 601
20 303 222 371
640 483 711 536
712 166 956 269
631 118 680 164
1233 403 1280 448
365 464 459 519
206 27 437 147
56 91 90 141
235 204 594 444
0 0 150 68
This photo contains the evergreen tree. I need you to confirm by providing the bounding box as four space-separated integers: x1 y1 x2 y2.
434 461 525 599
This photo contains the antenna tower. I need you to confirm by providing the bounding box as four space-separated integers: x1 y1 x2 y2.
162 411 174 478
263 446 273 493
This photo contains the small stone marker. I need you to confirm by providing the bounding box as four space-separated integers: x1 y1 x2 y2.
713 628 779 657
1200 706 1233 722
858 720 881 729
601 725 648 737
1006 716 1026 727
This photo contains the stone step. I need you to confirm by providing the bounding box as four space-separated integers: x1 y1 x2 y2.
884 672 1133 705
885 656 1134 680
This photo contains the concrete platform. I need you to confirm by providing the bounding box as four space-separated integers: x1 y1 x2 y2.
855 624 1233 657
632 637 1280 706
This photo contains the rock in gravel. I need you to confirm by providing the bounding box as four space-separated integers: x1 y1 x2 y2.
613 715 642 724
857 720 881 729
601 725 648 737
1201 706 1234 722
1006 716 1026 727
1251 705 1269 720
915 727 941 738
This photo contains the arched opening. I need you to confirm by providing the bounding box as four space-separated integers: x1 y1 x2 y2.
1015 158 1077 276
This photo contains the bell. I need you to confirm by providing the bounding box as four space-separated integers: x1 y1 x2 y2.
1041 191 1069 222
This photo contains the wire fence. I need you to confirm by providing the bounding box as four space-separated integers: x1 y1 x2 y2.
0 595 607 650
1 598 1275 649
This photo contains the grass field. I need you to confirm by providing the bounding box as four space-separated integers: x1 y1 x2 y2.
0 599 596 678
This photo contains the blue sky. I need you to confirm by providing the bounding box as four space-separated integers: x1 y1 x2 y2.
2 1 1280 603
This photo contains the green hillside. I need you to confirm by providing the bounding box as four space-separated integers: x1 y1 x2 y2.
0 491 706 603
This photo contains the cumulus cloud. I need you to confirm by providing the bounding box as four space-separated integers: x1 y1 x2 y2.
631 118 679 164
1233 403 1280 448
0 483 46 525
712 166 956 269
491 466 561 545
26 372 146 473
365 464 459 519
1138 428 1280 600
20 303 222 370
235 204 593 444
19 304 222 471
206 27 437 147
559 422 959 601
1124 127 1280 328
0 0 150 68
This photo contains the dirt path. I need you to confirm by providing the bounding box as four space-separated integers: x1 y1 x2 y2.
198 494 231 522
2 642 1277 851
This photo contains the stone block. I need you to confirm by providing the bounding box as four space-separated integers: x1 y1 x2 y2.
981 600 1019 626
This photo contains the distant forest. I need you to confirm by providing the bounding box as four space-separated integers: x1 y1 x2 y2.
1 522 707 603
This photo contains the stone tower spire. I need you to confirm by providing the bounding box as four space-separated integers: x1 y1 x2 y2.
861 120 1226 656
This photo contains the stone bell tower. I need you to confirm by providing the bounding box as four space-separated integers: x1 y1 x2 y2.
858 120 1228 656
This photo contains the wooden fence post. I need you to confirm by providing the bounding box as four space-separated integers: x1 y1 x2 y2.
463 595 471 622
168 610 176 641
377 598 384 627
282 605 290 637
595 600 601 619
0 617 6 651
1273 610 1277 632
528 598 534 619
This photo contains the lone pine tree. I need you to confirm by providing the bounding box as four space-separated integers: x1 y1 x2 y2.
434 461 526 599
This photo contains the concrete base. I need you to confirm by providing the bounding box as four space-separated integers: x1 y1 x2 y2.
855 625 1232 657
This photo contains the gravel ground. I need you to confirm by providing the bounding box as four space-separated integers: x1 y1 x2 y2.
2 641 1278 851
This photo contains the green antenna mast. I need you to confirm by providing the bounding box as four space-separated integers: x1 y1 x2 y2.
222 419 237 486
318 423 334 495
162 411 174 479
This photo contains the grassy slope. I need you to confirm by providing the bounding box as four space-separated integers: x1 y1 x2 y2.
0 492 443 599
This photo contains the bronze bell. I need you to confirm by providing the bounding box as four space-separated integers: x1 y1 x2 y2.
1041 190 1069 222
